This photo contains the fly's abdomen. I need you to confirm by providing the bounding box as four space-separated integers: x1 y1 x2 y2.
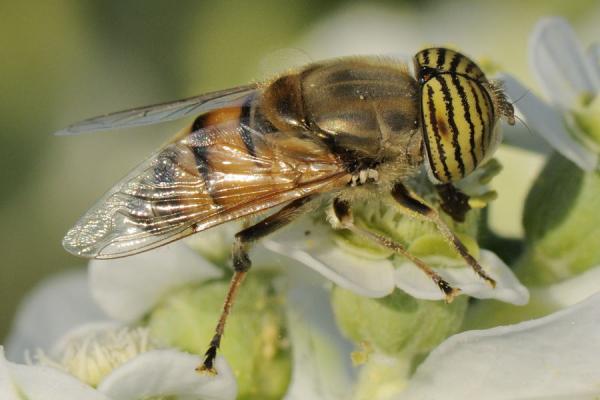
145 88 342 224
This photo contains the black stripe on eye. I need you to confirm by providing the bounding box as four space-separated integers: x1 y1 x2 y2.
426 85 451 181
423 49 430 65
465 62 483 80
465 62 475 74
468 80 486 159
438 76 465 178
239 94 257 158
480 87 495 152
449 52 462 72
451 75 478 167
436 48 446 69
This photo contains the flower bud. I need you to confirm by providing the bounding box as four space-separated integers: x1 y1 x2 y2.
331 286 468 358
148 271 291 400
518 152 600 285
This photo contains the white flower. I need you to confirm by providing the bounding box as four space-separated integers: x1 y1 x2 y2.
1 344 236 400
7 223 597 399
34 324 156 387
262 218 529 305
87 237 359 399
4 238 355 400
258 269 600 399
2 256 237 400
502 17 600 171
399 291 600 399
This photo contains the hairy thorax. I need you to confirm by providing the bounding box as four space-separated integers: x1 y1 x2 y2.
261 57 425 188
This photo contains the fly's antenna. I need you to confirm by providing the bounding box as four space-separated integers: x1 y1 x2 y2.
509 88 530 106
506 88 533 135
513 114 533 136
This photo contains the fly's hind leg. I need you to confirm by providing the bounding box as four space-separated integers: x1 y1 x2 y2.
198 196 313 374
332 198 460 302
391 182 496 288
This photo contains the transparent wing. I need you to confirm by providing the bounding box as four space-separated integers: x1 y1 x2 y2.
63 121 349 259
54 84 258 135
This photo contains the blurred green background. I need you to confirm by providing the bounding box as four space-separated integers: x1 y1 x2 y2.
1 0 599 341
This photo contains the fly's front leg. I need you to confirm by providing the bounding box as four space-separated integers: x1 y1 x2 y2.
332 198 460 302
435 183 471 223
391 182 496 288
198 196 313 374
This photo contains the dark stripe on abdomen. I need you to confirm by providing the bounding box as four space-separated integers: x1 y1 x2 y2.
239 93 257 158
191 146 212 184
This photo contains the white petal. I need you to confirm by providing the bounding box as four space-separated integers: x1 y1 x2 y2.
530 17 599 107
1 347 109 400
395 250 529 305
98 350 236 400
284 282 355 400
4 270 108 363
401 292 600 399
263 221 395 298
542 264 600 308
502 74 598 171
90 242 223 321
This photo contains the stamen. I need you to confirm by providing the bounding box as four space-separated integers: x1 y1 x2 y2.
33 326 157 387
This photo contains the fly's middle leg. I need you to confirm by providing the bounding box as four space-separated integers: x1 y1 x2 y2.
331 198 460 302
391 182 496 288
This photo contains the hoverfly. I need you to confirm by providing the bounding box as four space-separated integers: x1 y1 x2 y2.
59 48 515 373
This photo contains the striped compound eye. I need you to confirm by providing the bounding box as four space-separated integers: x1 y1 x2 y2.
414 48 501 183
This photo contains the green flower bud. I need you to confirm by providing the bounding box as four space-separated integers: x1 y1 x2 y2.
517 152 600 285
331 286 468 359
331 188 481 264
408 233 479 264
148 271 291 400
351 193 479 244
